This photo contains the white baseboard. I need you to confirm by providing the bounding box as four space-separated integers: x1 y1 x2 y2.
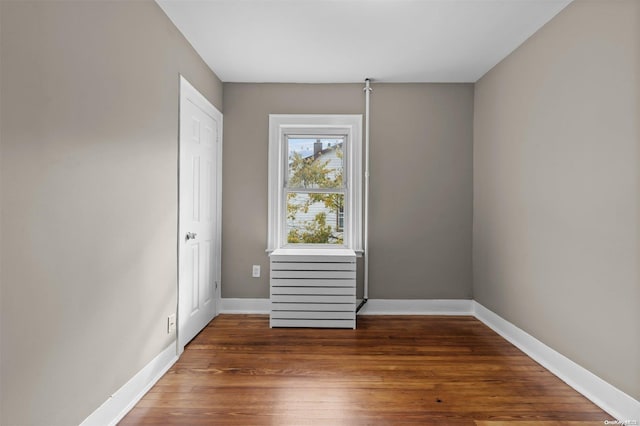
359 299 474 315
473 301 640 422
218 298 473 316
219 298 270 314
80 342 178 426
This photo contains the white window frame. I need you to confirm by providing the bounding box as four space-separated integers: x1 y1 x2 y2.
268 114 363 253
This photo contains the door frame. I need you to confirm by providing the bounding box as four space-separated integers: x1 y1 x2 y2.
177 75 223 355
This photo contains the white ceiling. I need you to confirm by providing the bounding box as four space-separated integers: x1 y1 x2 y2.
156 0 572 83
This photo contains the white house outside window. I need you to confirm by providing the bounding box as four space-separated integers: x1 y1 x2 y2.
268 115 363 252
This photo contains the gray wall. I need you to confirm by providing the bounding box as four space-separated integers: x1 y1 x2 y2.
474 0 640 401
222 83 473 299
0 1 222 425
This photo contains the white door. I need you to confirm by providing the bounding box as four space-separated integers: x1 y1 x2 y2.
178 76 222 351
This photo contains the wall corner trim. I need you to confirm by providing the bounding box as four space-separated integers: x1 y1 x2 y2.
473 301 640 422
80 342 178 426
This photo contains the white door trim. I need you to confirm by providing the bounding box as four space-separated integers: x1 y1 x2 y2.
177 75 223 354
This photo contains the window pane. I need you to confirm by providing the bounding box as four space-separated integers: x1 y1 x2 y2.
286 192 344 244
287 137 344 189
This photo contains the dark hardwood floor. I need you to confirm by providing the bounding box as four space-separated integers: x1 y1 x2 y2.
119 314 611 425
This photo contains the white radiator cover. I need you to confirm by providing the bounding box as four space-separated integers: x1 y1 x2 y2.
269 248 357 328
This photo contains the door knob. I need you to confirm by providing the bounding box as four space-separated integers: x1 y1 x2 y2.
186 232 197 241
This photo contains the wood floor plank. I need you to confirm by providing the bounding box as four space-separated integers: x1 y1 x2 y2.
119 315 613 425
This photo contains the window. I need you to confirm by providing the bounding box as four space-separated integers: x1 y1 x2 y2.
337 206 344 232
268 115 362 252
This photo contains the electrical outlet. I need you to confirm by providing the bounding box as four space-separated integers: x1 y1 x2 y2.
252 265 261 278
167 314 176 334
